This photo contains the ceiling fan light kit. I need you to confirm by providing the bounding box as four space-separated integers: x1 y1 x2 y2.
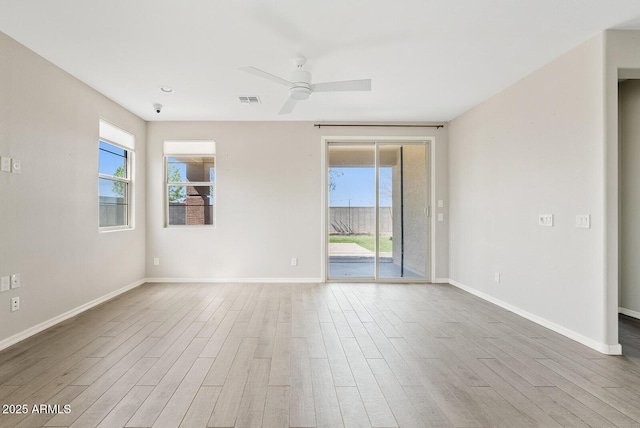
241 56 371 114
289 86 311 100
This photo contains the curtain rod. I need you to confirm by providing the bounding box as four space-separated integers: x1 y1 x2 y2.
314 124 444 129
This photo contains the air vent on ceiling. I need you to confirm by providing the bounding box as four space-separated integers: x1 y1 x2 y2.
239 96 261 104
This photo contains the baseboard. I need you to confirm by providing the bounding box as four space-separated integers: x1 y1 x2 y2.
606 343 623 354
619 306 640 320
434 278 450 284
145 277 323 284
0 279 145 352
448 279 621 355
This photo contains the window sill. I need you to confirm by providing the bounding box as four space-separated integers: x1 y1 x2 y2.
165 224 216 229
99 226 134 233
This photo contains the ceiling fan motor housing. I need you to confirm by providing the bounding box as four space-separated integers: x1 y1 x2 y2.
289 69 312 100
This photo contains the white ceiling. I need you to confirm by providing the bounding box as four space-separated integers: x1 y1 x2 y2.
2 0 640 122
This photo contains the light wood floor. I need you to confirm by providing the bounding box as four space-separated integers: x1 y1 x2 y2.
1 282 640 428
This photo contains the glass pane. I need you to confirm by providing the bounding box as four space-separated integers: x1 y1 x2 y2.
328 144 375 278
379 144 427 279
167 156 215 183
99 178 128 227
99 141 127 177
168 185 214 225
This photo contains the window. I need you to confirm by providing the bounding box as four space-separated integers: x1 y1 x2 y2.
164 140 216 226
99 120 134 230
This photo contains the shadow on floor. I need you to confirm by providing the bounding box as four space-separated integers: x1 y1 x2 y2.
620 314 640 363
328 256 423 278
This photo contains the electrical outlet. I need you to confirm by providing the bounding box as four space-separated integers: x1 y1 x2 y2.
494 272 501 283
538 214 553 227
11 159 20 174
10 274 20 289
11 297 19 312
291 257 298 267
153 258 160 266
576 214 590 229
0 276 9 292
0 156 11 172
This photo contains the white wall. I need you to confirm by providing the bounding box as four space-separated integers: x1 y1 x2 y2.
449 34 610 351
146 122 448 281
619 79 640 316
0 32 146 346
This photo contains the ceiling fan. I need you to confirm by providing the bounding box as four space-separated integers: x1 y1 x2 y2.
240 56 372 114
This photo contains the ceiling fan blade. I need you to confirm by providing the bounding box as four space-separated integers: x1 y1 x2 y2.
311 79 372 92
240 66 291 87
279 97 297 115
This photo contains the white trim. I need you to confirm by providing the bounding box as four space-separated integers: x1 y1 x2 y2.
448 279 622 355
429 140 436 283
98 173 130 183
99 141 134 231
375 144 380 279
146 277 323 283
99 225 134 233
321 139 327 282
164 153 216 228
619 306 640 320
99 119 135 150
606 343 623 355
434 278 450 283
0 279 145 352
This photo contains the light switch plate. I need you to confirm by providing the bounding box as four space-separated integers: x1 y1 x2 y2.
437 213 444 222
11 159 20 173
576 214 591 229
438 200 444 208
0 156 10 172
538 214 554 227
10 274 20 289
0 277 9 292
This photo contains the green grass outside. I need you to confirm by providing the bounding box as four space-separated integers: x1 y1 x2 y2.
329 234 393 253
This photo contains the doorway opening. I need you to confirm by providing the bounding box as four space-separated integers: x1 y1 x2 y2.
619 76 640 359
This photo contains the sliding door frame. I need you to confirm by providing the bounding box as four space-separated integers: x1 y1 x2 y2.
321 136 435 283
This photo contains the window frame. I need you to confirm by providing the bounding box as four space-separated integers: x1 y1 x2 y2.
98 136 134 232
163 140 218 229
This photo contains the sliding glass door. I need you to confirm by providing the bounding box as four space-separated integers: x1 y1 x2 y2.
327 141 429 281
327 144 376 278
378 144 427 279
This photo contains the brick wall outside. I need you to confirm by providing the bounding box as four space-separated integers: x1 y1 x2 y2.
185 185 205 225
